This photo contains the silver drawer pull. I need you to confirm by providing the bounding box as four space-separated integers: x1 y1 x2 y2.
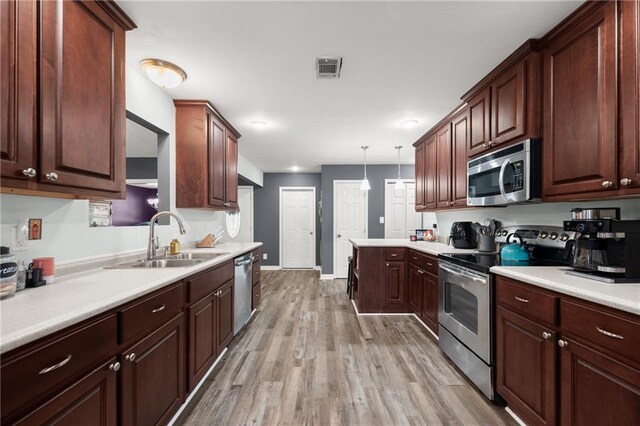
596 327 624 340
391 253 397 257
418 270 424 275
152 304 166 313
413 257 418 260
39 355 72 375
427 263 433 267
514 296 529 303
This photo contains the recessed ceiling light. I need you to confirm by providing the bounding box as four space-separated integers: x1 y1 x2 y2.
401 119 419 129
291 165 300 172
139 59 187 88
251 120 267 128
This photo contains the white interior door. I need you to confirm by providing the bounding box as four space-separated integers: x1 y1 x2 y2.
228 186 253 242
280 188 315 268
334 181 368 278
385 180 421 239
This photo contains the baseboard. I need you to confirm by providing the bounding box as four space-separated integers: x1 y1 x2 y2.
413 315 439 341
350 301 439 340
314 265 321 271
320 274 335 280
260 265 281 271
505 407 527 426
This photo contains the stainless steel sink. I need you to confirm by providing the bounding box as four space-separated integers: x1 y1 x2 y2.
164 252 229 260
130 259 205 268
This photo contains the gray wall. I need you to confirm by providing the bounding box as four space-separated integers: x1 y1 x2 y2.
321 164 415 275
254 173 322 266
126 158 158 179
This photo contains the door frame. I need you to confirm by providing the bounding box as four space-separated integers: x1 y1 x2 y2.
383 178 418 238
279 186 317 269
238 185 254 242
333 180 369 278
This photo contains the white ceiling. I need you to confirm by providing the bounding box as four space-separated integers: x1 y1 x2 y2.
125 118 158 158
121 0 582 173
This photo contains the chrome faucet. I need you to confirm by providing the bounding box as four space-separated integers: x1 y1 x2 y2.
147 211 188 260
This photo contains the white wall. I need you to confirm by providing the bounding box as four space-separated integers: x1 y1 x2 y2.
0 63 237 263
432 198 640 239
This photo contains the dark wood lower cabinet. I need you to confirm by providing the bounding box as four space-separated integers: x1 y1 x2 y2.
496 307 556 426
121 314 185 426
13 358 118 426
407 264 423 315
382 260 407 312
559 337 640 426
217 280 234 351
187 294 217 392
419 272 438 334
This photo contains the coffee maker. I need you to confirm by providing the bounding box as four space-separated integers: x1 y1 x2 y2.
564 208 640 283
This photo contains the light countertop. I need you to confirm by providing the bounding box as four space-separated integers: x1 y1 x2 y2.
349 239 477 256
0 242 262 355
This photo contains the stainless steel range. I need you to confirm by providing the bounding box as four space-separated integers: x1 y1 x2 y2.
437 225 576 400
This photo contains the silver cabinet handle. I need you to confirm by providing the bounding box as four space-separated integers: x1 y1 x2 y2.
427 263 433 267
22 168 37 178
39 354 72 375
542 332 551 340
596 327 624 340
391 253 397 257
602 180 613 188
558 339 568 348
417 270 424 275
45 172 58 181
152 304 165 313
514 296 529 303
412 257 418 260
620 178 632 186
125 353 136 362
109 362 121 372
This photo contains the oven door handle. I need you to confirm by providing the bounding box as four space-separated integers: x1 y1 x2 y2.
439 264 487 283
498 158 510 202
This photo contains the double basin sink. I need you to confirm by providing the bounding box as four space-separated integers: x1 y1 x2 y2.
108 252 229 269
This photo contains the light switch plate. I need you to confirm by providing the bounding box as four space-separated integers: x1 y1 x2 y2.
263 253 268 260
379 217 384 224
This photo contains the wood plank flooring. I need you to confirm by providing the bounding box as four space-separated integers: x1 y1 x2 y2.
177 270 515 425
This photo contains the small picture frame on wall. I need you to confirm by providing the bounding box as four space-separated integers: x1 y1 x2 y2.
28 218 42 240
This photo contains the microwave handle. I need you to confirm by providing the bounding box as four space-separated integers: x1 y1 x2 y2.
498 159 511 201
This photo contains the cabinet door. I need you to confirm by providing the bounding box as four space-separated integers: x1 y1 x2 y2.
435 124 452 209
414 142 426 210
424 135 437 209
451 110 469 207
383 261 406 312
420 273 438 334
40 0 125 195
0 0 37 183
208 116 226 207
121 314 185 426
491 61 526 146
225 132 239 208
559 337 640 426
187 295 217 392
468 88 491 158
496 307 556 426
407 264 423 315
620 0 640 194
13 359 118 426
217 280 234 352
542 2 618 198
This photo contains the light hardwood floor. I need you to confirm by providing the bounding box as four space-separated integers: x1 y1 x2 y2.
177 270 515 426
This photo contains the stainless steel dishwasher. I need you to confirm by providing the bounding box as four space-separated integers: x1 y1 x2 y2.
234 253 253 335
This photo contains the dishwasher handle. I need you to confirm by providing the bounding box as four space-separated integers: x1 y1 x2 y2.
234 259 252 267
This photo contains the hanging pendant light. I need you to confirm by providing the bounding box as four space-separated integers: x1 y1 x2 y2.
394 146 404 190
360 146 371 191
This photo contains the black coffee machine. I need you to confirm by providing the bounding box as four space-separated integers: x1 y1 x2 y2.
564 208 640 283
448 221 478 249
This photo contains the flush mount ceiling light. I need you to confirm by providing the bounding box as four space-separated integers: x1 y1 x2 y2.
360 146 371 191
394 146 404 190
139 59 187 88
251 120 267 128
401 119 419 129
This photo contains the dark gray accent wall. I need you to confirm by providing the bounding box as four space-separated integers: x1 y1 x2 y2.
126 158 158 179
320 164 415 275
254 173 322 267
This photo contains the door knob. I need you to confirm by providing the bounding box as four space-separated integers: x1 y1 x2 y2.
620 178 632 186
22 168 36 178
45 172 58 181
310 232 313 235
337 234 342 238
601 180 613 188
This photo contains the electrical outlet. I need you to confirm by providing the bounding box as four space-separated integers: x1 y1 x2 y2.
263 253 267 260
11 222 28 252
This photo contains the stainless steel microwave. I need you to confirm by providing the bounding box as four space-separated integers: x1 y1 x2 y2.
467 139 541 206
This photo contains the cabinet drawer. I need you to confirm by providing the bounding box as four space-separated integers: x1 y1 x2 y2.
186 261 233 304
408 250 427 266
120 283 184 342
496 277 557 325
252 283 261 310
423 255 438 276
561 300 640 364
384 248 406 261
1 315 118 419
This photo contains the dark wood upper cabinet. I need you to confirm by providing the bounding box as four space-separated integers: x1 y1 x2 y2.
435 124 452 209
491 61 526 146
542 2 618 198
451 110 469 207
424 134 437 210
175 100 241 210
0 0 37 183
620 0 640 194
414 141 426 210
468 88 492 158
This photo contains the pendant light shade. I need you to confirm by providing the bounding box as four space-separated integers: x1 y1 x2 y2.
360 146 371 191
394 146 404 190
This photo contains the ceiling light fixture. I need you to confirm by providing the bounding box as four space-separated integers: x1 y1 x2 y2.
395 146 404 190
139 59 187 88
251 120 267 128
401 119 419 129
291 165 300 172
360 146 371 191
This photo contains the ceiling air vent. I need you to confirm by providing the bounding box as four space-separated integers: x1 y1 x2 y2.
315 57 342 79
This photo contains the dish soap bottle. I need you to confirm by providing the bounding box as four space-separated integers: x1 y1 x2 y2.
169 236 181 255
